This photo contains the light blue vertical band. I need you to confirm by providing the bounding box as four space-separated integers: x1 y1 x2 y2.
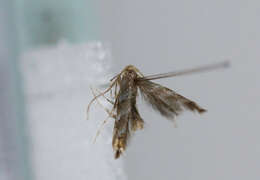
0 0 33 180
14 0 99 49
0 0 99 179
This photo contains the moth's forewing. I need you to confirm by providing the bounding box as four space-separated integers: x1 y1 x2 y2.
112 69 143 159
137 80 206 120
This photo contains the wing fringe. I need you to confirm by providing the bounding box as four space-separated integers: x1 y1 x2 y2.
137 80 206 120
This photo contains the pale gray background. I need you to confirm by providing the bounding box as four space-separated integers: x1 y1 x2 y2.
98 1 260 180
1 1 259 180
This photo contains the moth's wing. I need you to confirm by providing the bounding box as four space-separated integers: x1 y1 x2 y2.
112 113 130 159
130 105 144 131
112 76 144 159
112 102 144 159
137 80 206 120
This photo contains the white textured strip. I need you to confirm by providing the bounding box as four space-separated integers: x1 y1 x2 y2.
21 41 127 180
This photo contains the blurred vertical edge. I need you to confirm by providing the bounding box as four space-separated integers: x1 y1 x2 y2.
0 0 32 180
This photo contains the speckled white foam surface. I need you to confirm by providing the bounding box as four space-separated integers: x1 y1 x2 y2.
21 42 127 180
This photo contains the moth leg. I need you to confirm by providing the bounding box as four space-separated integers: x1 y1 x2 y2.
90 87 114 116
87 80 117 119
90 87 117 143
110 84 113 98
93 116 109 143
93 107 116 143
114 82 118 98
93 87 114 105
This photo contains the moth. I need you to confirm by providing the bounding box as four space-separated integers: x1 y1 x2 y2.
87 61 229 159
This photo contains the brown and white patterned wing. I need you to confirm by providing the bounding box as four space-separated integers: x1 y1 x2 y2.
112 71 144 159
137 80 206 120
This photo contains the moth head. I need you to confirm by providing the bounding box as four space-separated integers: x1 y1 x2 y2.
121 65 144 78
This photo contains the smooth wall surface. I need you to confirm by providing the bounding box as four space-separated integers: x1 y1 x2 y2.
14 0 99 49
0 1 32 180
98 1 260 180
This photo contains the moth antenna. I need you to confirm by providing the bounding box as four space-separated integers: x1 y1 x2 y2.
138 60 230 81
131 66 145 77
110 66 126 82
